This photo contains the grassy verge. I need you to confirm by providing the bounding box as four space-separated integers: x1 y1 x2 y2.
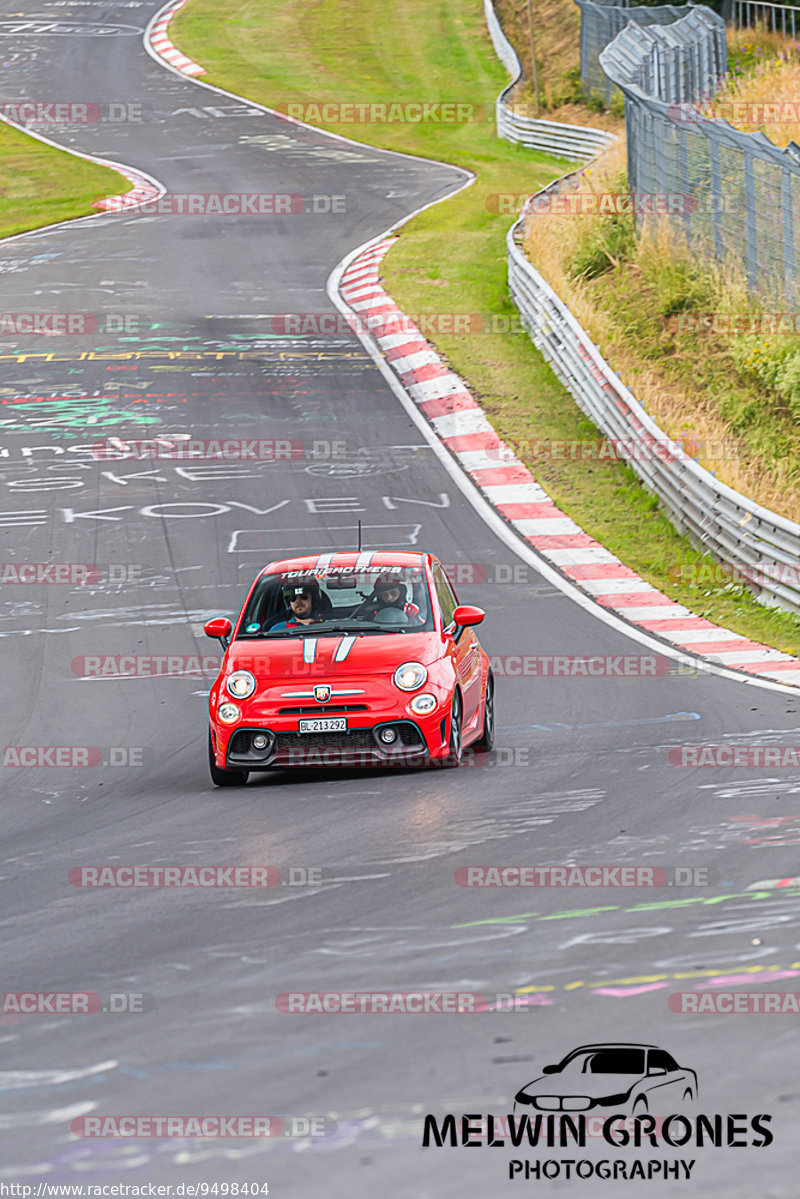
0 121 126 239
172 0 800 653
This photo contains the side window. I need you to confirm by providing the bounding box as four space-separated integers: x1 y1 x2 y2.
432 563 457 627
648 1050 676 1073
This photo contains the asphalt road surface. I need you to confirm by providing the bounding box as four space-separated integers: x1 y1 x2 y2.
2 5 800 1196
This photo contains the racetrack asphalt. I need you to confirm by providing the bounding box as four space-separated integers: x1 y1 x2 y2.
2 5 800 1194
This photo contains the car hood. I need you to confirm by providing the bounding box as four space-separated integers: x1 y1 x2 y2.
226 630 440 679
517 1071 640 1101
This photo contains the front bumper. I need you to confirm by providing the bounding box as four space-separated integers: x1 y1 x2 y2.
219 719 435 770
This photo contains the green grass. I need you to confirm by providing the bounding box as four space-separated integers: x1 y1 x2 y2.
0 121 126 239
172 0 800 655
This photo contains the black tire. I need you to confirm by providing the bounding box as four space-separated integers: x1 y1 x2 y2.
208 731 249 788
444 691 463 768
474 673 495 751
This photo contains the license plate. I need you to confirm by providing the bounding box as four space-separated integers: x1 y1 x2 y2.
298 718 348 733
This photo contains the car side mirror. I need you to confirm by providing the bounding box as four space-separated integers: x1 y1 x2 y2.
542 1064 558 1074
648 1066 667 1076
204 617 232 649
452 605 485 628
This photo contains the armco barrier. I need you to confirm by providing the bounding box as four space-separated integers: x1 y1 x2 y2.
574 0 699 105
484 0 615 161
507 187 800 616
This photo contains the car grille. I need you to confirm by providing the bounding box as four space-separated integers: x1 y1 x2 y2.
276 704 369 715
276 729 376 752
227 723 426 769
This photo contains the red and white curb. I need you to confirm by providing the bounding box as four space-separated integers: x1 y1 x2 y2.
340 238 800 687
148 0 205 77
92 164 161 212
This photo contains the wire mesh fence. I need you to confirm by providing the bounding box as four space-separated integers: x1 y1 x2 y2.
732 0 800 35
575 0 698 103
598 7 800 300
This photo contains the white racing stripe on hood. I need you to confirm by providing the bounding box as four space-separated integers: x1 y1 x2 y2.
355 551 374 570
333 635 356 662
302 639 318 663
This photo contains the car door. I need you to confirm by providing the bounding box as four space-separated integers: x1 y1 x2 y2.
433 561 481 730
643 1049 686 1106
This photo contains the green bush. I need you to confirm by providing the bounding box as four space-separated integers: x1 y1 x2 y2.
568 170 636 281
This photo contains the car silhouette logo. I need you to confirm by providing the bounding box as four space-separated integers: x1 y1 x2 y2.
514 1043 697 1116
314 685 332 703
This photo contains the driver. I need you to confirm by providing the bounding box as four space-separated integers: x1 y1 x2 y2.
269 581 326 630
359 575 423 624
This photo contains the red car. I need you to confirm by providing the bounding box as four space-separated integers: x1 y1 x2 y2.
204 551 494 786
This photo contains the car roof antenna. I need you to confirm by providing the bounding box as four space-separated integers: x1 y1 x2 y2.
357 519 362 553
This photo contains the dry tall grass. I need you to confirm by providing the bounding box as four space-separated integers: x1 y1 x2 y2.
711 31 800 146
521 141 800 519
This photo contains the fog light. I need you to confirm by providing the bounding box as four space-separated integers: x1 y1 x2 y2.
410 692 437 715
218 703 241 724
379 727 398 744
252 733 269 751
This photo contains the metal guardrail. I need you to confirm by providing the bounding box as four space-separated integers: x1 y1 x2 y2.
574 0 699 105
507 191 800 616
732 0 800 34
484 0 615 161
486 0 800 614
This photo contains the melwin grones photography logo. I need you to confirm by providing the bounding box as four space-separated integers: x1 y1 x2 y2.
421 1042 773 1183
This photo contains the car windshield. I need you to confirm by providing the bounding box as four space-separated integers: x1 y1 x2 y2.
235 566 434 638
568 1049 646 1075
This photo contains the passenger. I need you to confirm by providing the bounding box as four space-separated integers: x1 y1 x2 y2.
358 576 423 623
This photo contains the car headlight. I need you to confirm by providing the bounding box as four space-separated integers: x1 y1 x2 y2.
409 692 437 714
218 702 241 724
226 670 256 699
393 662 427 692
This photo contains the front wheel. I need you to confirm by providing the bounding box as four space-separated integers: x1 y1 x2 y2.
474 674 495 751
444 692 463 768
208 731 249 788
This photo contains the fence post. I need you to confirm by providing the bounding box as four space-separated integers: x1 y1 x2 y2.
742 151 759 290
708 136 724 258
782 168 796 304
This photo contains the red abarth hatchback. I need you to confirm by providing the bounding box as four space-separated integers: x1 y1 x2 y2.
204 551 494 786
